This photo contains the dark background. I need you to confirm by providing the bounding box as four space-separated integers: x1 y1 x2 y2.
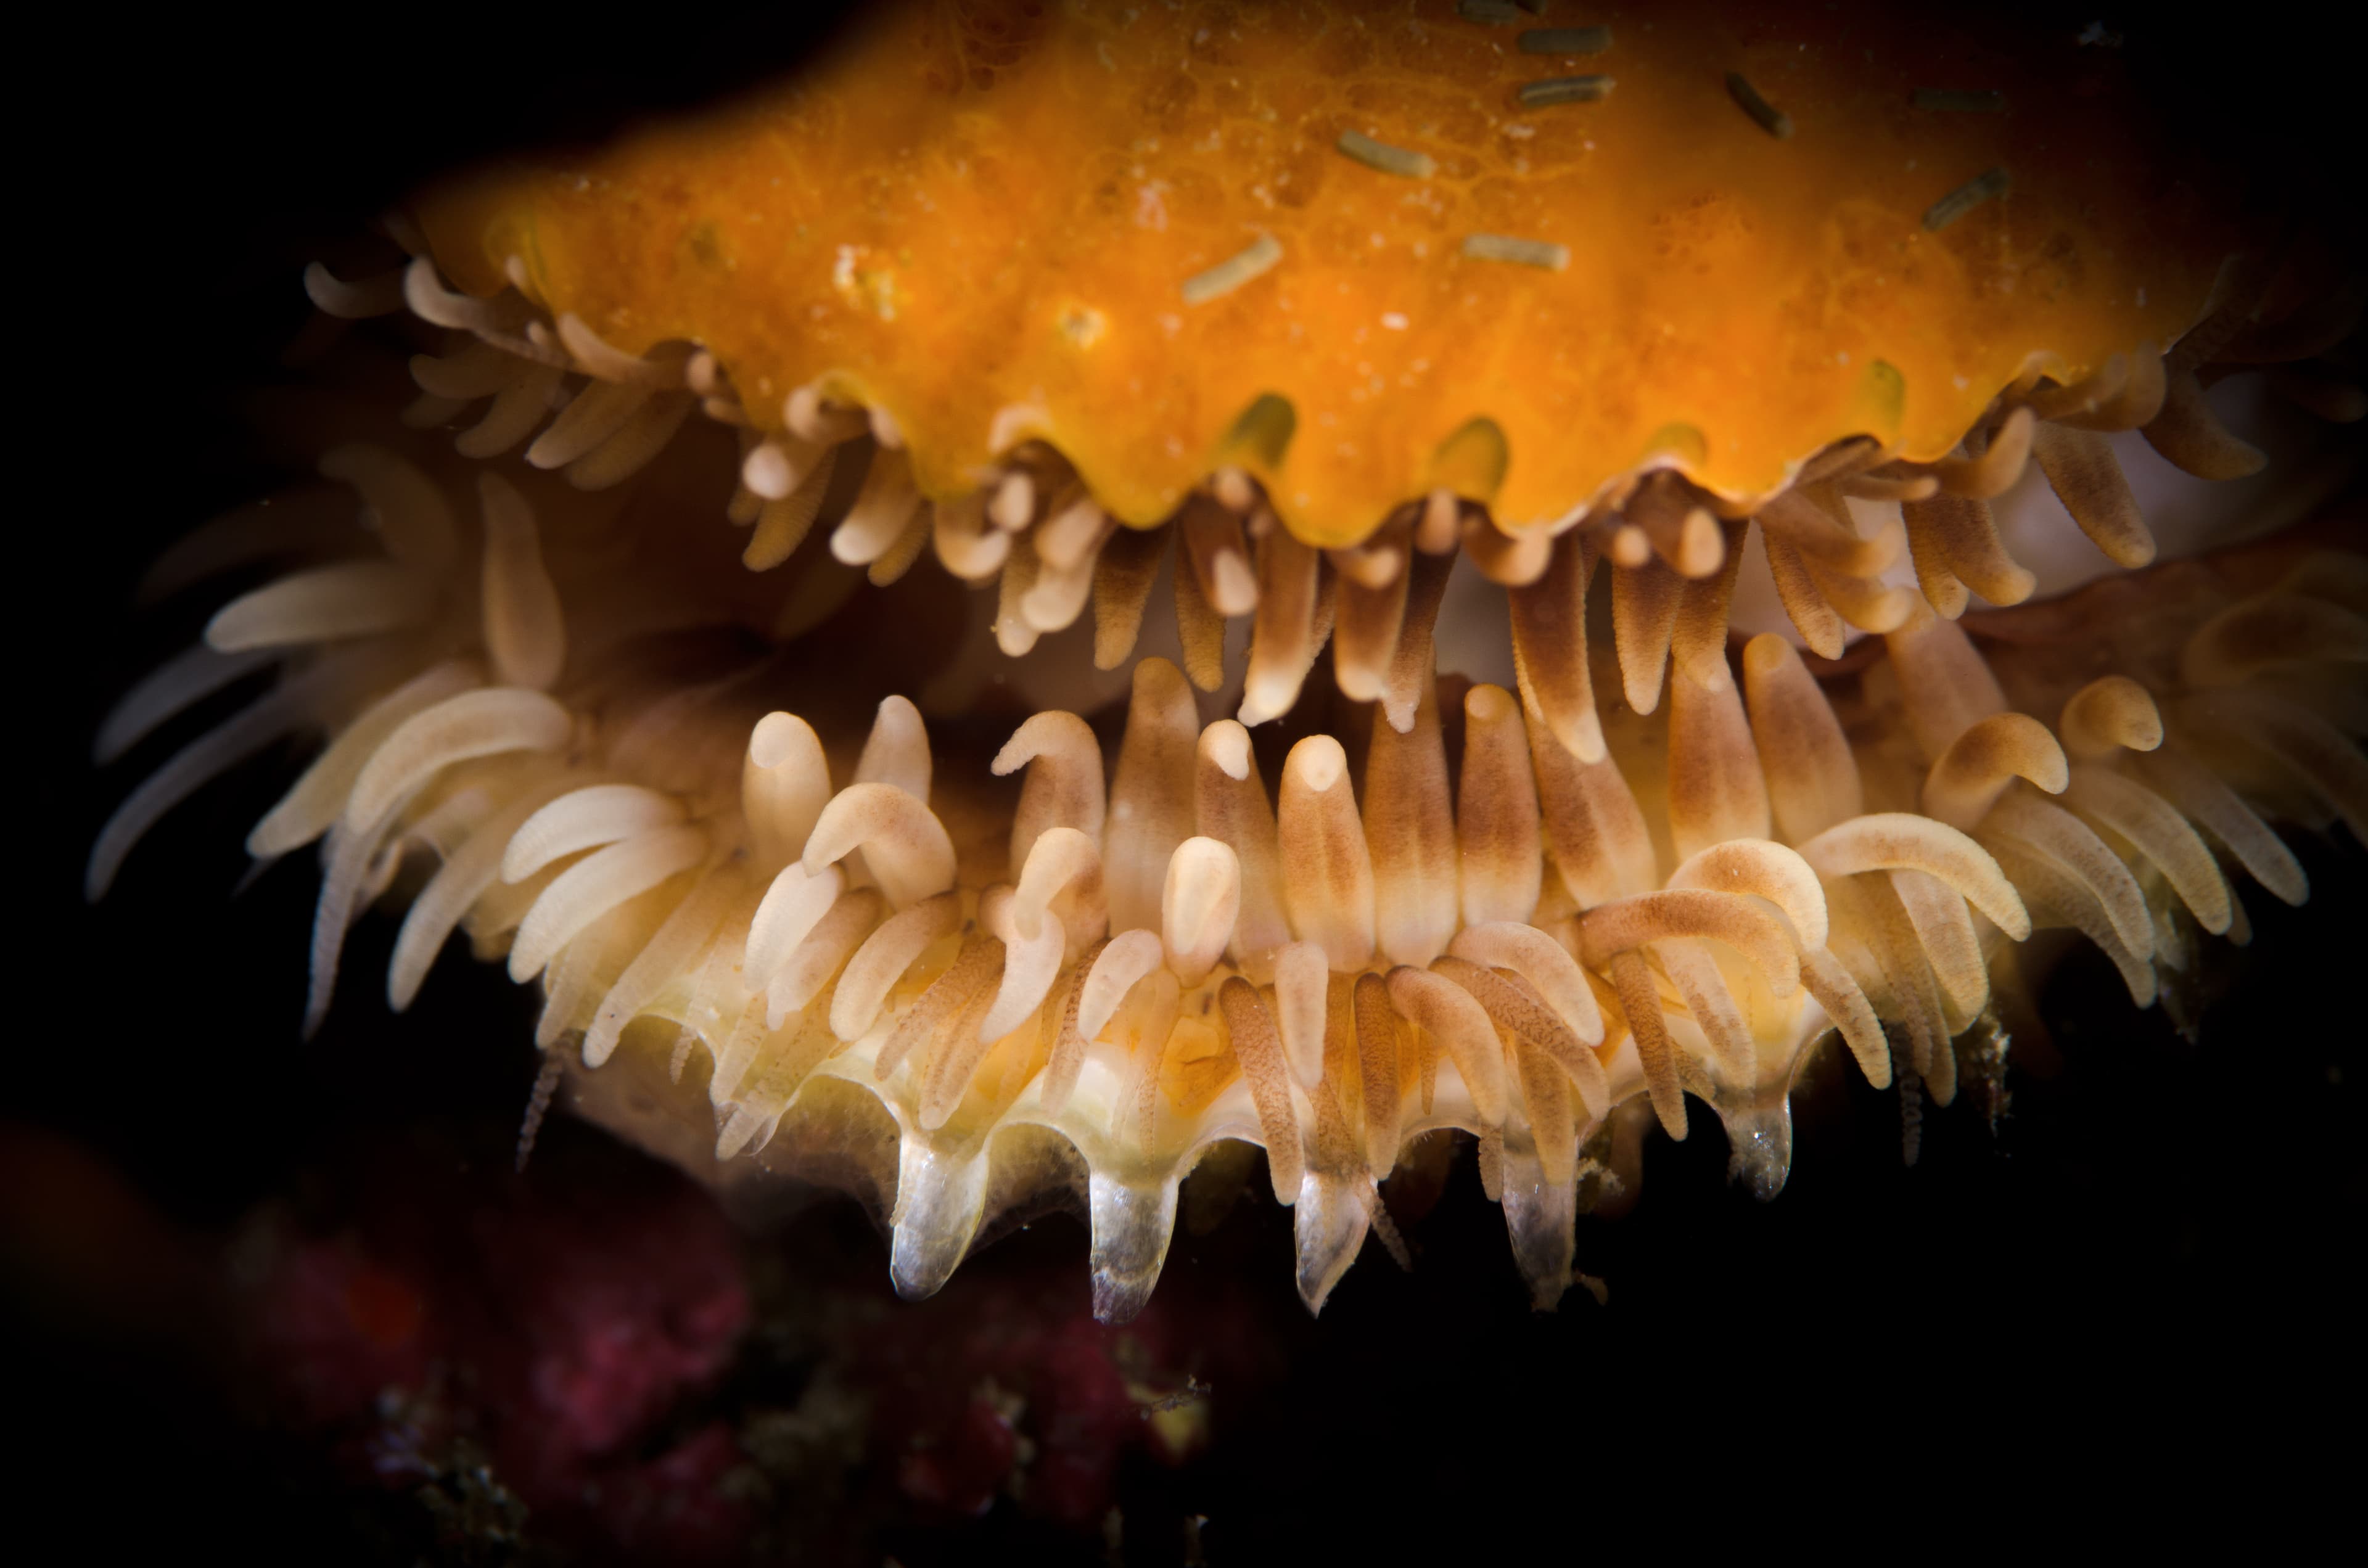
15 3 2365 1559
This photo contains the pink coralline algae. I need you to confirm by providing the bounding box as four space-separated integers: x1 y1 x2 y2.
850 1263 1241 1527
242 1141 754 1560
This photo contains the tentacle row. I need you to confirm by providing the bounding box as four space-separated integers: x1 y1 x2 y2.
304 244 2364 728
93 253 2366 1322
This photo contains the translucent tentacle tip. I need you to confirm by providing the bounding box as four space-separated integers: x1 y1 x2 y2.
1088 1173 1182 1325
888 1137 991 1302
1498 1143 1580 1311
1720 1093 1797 1202
1293 1170 1375 1315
